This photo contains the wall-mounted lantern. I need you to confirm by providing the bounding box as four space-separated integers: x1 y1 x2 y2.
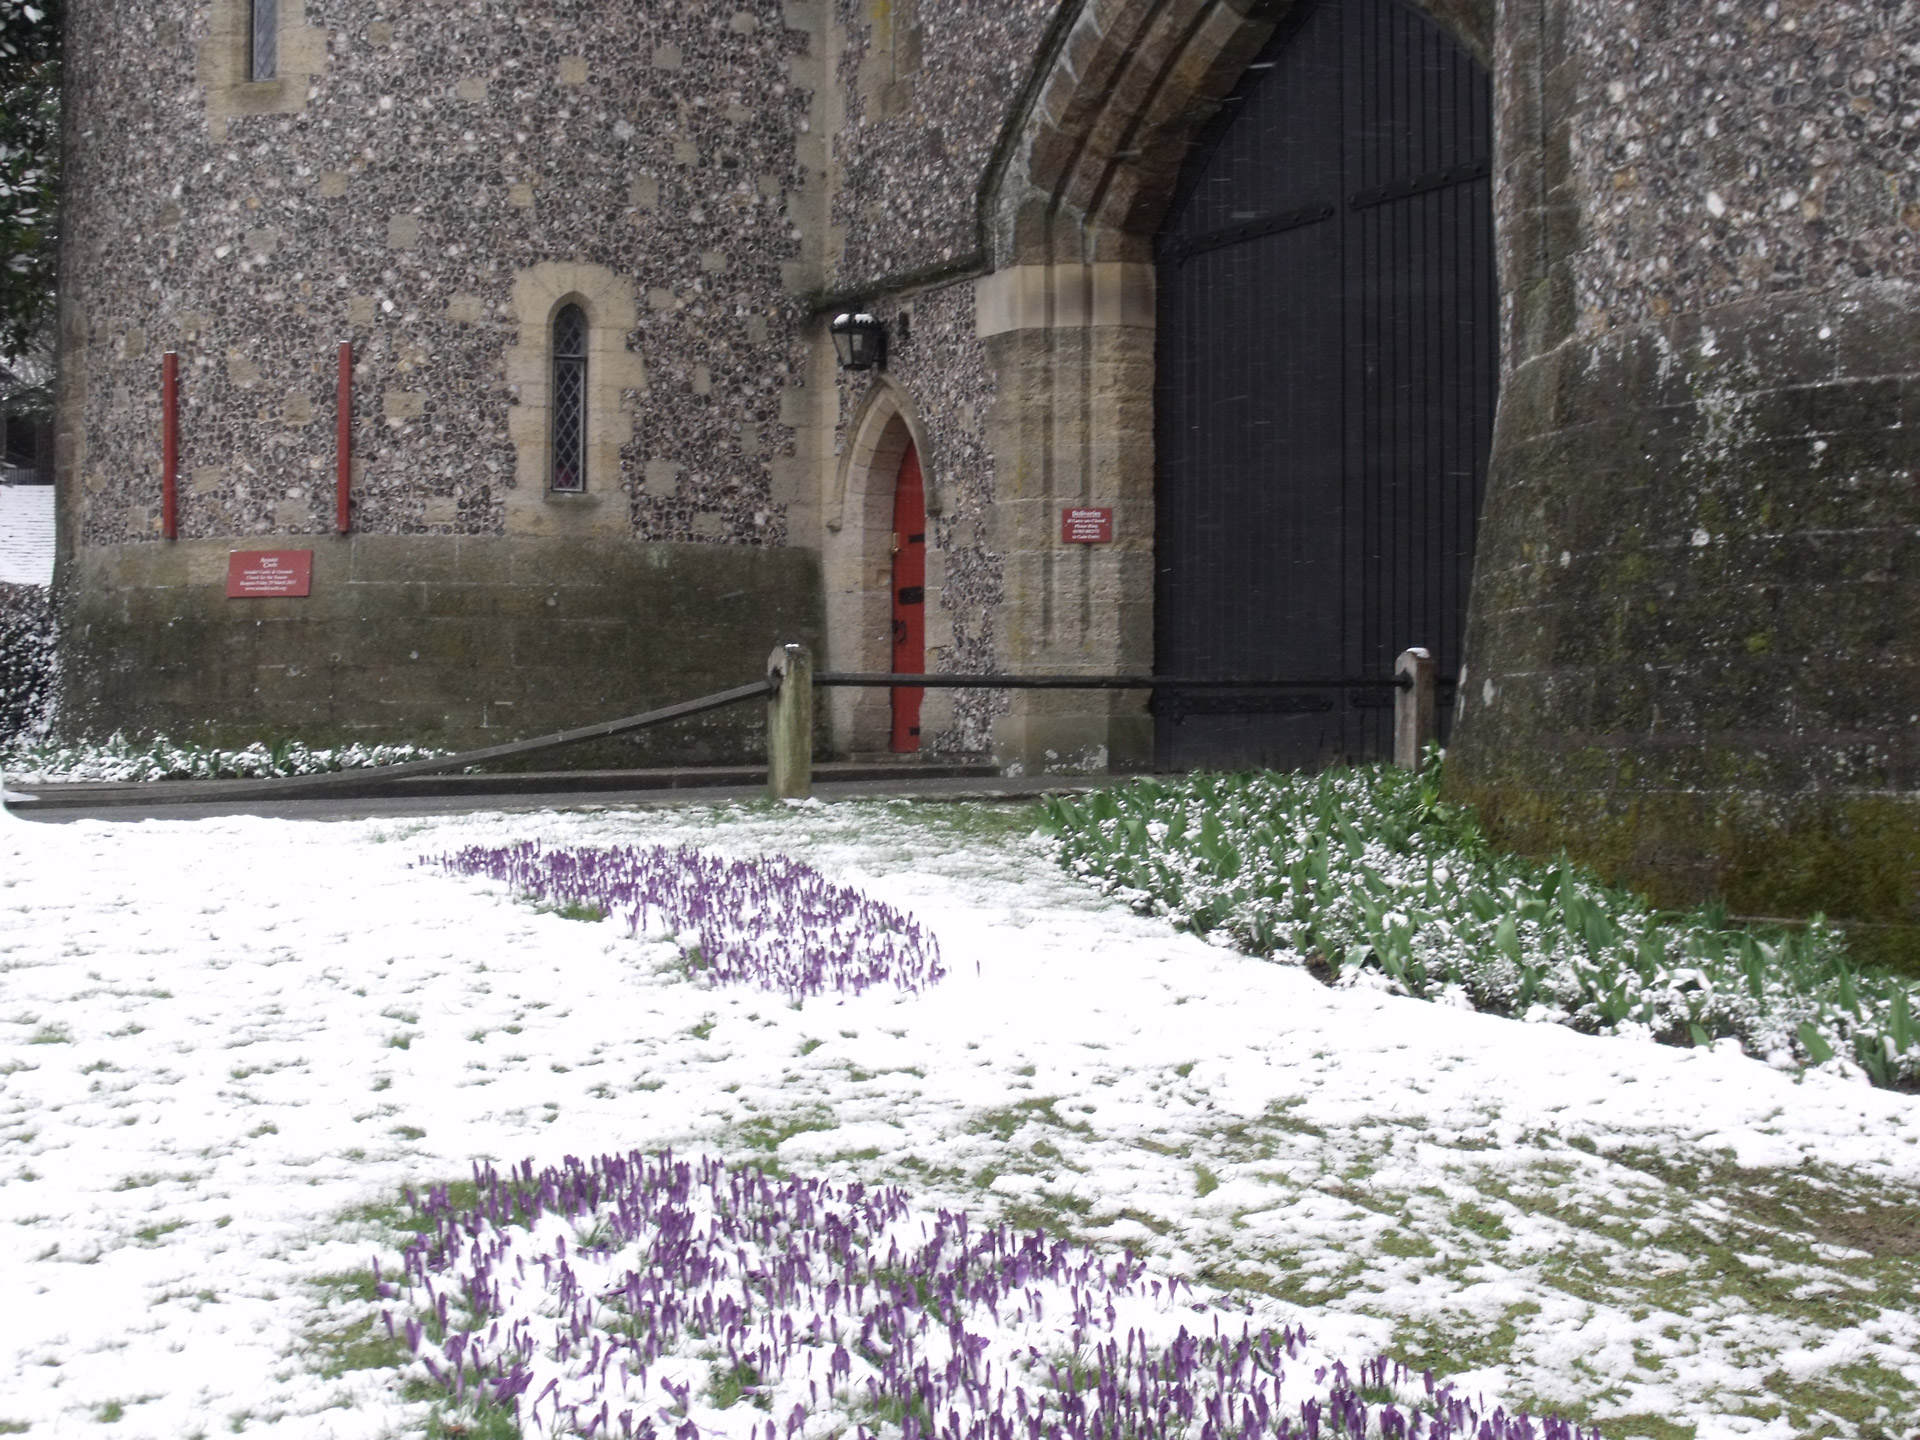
829 312 888 371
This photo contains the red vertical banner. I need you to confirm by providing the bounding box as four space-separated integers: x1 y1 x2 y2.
161 351 179 540
335 341 353 535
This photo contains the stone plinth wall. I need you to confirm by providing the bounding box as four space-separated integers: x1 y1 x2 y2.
1450 0 1920 965
61 537 821 763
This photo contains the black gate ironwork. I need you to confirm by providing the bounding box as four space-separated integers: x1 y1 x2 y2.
1153 0 1496 771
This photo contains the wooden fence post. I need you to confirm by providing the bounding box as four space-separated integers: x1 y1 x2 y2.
767 642 814 800
1394 646 1437 771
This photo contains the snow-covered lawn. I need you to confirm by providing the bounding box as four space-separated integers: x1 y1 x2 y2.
1 799 1917 1440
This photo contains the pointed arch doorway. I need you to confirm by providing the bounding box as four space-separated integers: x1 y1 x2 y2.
1153 0 1497 771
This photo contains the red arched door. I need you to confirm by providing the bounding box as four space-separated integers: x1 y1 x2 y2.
890 443 927 752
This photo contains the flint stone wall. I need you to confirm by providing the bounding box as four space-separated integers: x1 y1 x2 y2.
58 0 813 550
54 0 844 756
829 0 1058 291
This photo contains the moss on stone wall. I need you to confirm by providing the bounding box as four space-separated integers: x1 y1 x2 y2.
1455 773 1920 975
1452 287 1920 976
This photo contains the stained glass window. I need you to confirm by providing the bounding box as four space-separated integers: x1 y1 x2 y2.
551 305 588 493
250 0 278 81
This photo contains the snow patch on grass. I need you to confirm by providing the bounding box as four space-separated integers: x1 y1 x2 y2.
3 796 1919 1437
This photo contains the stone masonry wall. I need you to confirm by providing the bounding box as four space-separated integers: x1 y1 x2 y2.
1568 0 1920 332
829 0 1059 292
1451 0 1920 965
60 0 814 550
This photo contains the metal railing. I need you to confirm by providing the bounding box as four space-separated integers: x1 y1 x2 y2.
814 672 1410 690
3 644 1440 808
776 644 1441 798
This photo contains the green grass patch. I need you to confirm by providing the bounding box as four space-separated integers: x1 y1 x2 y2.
731 1106 837 1155
709 1360 772 1412
305 1270 414 1382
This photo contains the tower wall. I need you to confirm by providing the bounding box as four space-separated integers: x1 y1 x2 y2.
1449 0 1920 963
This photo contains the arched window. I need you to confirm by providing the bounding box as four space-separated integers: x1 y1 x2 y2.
551 304 588 493
250 0 278 81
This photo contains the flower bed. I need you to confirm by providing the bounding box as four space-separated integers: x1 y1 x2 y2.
1043 766 1920 1088
434 843 945 1001
0 731 448 783
383 1150 1599 1440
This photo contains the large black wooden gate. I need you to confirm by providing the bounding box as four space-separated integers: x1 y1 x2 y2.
1153 0 1495 771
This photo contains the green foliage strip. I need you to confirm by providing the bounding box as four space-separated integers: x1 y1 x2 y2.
1042 765 1919 1088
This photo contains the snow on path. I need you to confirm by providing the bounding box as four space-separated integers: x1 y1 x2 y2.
1 800 1916 1439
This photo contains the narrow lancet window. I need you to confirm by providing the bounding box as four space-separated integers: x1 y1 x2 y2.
551 305 588 493
250 0 279 81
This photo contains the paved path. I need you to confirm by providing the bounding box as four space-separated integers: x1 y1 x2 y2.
4 772 1112 824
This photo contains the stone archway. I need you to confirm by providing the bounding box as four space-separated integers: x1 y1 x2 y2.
991 0 1491 267
822 379 941 757
968 0 1499 775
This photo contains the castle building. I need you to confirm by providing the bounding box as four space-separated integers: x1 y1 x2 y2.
55 0 1920 960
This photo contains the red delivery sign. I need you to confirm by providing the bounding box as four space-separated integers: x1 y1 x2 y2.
1061 507 1114 544
226 549 314 598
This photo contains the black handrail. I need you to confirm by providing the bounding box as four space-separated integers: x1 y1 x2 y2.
6 666 1435 808
814 672 1414 690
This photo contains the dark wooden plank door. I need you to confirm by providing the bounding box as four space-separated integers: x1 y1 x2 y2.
1153 0 1495 771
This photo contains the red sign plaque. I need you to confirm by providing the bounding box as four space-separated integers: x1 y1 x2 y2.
1061 507 1115 544
226 549 314 598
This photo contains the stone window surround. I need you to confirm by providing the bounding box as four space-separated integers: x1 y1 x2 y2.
196 0 327 141
503 263 647 537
